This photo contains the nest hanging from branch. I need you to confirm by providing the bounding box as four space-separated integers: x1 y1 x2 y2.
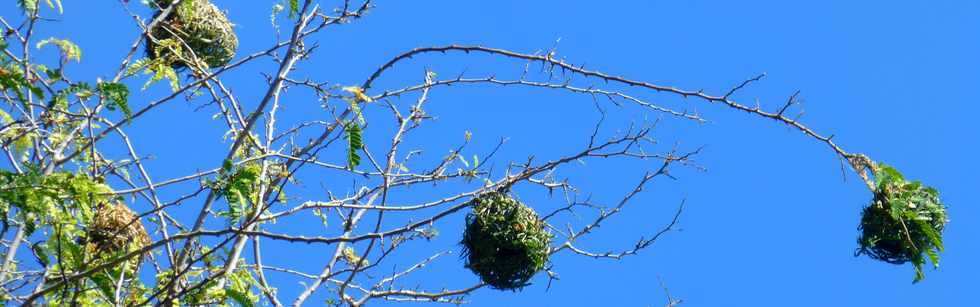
146 0 238 69
87 202 151 257
856 164 947 282
461 192 552 290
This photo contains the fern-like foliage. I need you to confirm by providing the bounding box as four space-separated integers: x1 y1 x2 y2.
344 121 363 170
857 163 947 283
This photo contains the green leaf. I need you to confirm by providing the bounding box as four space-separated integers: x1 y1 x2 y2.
287 0 300 19
28 83 44 100
915 218 944 252
43 66 62 80
17 0 38 13
0 109 13 125
90 272 117 302
924 248 940 269
875 163 904 187
221 164 262 223
131 39 182 91
887 203 902 221
142 59 180 91
126 58 151 77
226 288 256 307
222 159 234 173
911 256 925 283
176 0 195 16
36 38 81 62
97 82 131 120
344 121 362 170
31 244 49 266
313 207 329 227
44 0 63 14
0 68 44 101
923 186 940 198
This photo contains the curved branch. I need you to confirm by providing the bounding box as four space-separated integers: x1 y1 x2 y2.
361 45 873 190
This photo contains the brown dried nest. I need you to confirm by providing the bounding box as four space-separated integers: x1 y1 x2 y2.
87 202 150 255
146 0 238 69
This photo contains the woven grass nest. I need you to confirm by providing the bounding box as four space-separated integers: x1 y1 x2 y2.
87 202 150 256
147 0 238 69
856 164 947 282
461 192 552 290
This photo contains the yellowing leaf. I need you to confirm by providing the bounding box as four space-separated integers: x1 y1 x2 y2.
342 247 370 268
44 0 63 14
342 86 373 102
0 109 12 124
36 38 81 62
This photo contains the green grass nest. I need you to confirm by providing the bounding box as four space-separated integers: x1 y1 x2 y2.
147 0 238 69
461 192 552 290
856 164 947 282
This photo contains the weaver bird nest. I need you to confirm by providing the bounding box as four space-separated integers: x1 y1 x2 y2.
856 164 947 282
147 0 238 69
87 202 150 256
461 192 552 290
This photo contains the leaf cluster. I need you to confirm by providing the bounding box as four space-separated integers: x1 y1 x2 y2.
156 261 260 306
97 82 132 121
0 62 45 103
36 38 81 63
0 167 111 235
0 169 153 304
213 161 262 223
17 0 63 15
856 163 947 282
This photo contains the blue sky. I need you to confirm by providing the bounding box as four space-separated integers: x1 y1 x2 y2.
7 0 978 306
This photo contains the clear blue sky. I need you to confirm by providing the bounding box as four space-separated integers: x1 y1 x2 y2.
12 1 978 306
